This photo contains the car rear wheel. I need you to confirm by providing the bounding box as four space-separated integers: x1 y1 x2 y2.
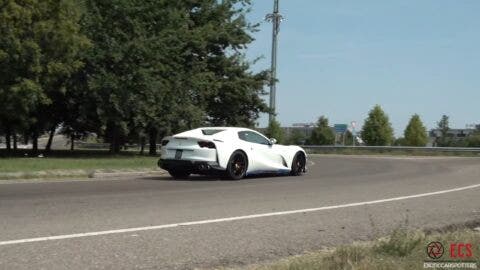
226 151 248 180
168 170 190 179
290 152 306 176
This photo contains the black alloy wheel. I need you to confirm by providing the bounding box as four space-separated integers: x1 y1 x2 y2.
290 152 306 176
226 151 248 180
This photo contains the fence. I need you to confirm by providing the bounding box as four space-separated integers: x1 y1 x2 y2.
301 145 480 155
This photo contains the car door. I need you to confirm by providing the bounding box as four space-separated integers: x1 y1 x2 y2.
238 131 286 172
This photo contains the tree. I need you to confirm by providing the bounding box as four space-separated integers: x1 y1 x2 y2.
155 0 270 152
404 114 428 146
1 0 273 154
37 0 90 152
0 0 90 153
286 129 306 145
0 0 49 151
341 130 354 146
81 0 181 153
436 115 451 147
0 81 42 151
310 116 335 145
60 69 99 151
190 1 271 128
264 119 284 144
80 0 270 154
361 105 394 146
205 58 270 128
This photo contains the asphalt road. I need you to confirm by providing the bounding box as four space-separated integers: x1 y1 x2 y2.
1 155 480 269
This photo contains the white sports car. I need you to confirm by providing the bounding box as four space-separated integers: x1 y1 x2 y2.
158 127 307 179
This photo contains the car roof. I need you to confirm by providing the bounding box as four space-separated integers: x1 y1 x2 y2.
198 127 254 132
172 127 267 140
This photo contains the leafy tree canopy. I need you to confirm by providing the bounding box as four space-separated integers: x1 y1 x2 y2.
310 116 335 145
436 115 451 147
0 0 90 151
404 114 428 146
361 105 394 146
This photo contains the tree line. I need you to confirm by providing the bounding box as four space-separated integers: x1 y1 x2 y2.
266 105 480 147
0 0 271 154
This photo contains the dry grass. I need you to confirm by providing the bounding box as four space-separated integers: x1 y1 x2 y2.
234 228 480 270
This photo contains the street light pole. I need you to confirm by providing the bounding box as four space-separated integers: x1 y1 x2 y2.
266 0 282 126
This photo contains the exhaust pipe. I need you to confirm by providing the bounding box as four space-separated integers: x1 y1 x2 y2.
198 164 211 171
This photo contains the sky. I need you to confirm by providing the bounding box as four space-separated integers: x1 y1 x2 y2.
245 0 480 136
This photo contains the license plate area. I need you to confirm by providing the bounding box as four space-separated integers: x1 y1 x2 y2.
175 150 183 159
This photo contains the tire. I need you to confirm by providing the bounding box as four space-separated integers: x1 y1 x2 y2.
226 151 248 180
290 152 306 176
168 170 190 179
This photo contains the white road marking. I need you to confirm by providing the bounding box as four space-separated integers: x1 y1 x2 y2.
1 183 480 246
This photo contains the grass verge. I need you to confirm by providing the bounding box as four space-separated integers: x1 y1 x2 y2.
0 151 159 180
239 227 480 270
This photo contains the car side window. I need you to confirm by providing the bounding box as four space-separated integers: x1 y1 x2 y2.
238 131 270 145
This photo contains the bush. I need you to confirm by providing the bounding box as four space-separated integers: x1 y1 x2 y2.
466 134 480 147
374 229 424 257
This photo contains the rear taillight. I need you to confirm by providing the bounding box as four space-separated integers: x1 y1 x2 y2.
161 140 169 146
198 141 216 149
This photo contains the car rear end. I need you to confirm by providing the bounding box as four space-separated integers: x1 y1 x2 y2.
158 129 224 174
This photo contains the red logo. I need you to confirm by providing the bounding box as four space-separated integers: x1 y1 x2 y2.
427 242 444 259
450 243 473 258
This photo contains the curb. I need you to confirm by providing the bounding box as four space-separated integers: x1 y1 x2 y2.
0 169 168 184
93 170 167 178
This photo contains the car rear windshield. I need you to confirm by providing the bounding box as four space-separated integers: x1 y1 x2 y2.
201 129 225 135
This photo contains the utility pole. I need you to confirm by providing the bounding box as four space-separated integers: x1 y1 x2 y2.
266 0 283 126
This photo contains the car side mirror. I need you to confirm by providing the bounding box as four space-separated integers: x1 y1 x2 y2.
269 138 277 145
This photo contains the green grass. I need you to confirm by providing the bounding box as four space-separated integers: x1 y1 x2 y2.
240 228 480 270
0 156 158 173
0 150 160 179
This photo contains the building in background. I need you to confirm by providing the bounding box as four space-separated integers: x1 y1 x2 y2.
429 124 479 146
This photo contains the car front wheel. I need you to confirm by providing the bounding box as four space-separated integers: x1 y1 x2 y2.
290 152 306 176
